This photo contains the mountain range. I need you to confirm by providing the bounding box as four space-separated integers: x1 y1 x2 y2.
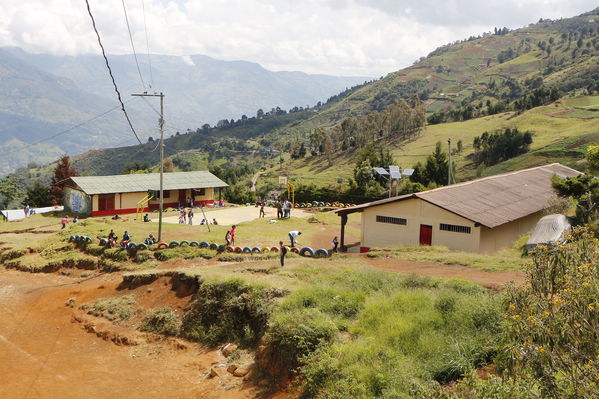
0 47 368 175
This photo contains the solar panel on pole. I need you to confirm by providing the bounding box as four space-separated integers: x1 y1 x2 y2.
402 168 415 176
373 167 389 176
389 165 401 179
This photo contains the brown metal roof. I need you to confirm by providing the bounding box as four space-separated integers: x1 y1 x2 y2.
336 163 581 228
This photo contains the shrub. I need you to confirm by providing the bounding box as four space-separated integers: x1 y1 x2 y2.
85 244 105 257
139 307 181 336
134 251 151 263
0 249 26 263
103 248 129 262
154 247 214 261
180 279 280 347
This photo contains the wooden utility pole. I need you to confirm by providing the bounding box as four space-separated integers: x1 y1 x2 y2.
131 92 165 241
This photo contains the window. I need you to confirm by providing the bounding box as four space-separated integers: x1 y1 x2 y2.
194 188 206 196
159 190 170 199
440 223 471 234
376 215 407 225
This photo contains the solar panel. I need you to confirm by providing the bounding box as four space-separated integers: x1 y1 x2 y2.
373 167 389 176
402 168 415 176
389 165 401 179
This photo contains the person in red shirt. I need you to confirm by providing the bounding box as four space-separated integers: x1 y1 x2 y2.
230 225 236 245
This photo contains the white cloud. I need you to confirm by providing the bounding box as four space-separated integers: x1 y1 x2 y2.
0 0 597 76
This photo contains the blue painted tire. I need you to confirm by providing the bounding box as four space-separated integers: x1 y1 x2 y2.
169 241 180 248
299 247 315 257
84 236 93 243
127 242 137 249
137 243 149 251
199 241 209 248
69 235 76 242
209 243 218 250
242 247 252 254
315 249 330 258
189 241 200 247
252 247 261 254
99 238 108 246
179 240 190 247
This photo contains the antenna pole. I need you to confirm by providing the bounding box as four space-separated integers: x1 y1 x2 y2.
131 92 165 241
447 138 452 185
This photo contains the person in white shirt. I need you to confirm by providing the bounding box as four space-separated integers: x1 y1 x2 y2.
288 230 301 247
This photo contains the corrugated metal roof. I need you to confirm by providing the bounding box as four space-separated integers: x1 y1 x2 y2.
69 171 228 195
336 163 581 228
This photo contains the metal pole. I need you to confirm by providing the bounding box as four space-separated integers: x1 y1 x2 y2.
159 92 164 241
447 138 452 185
131 92 165 241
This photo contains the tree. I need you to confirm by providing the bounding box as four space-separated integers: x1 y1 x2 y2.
23 181 51 207
552 174 599 225
50 156 78 205
586 145 599 169
0 177 23 209
424 142 450 186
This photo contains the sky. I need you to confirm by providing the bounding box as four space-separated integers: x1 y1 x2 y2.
1 0 597 77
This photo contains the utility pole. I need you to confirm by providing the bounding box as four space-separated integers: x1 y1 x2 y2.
447 138 452 185
131 92 165 241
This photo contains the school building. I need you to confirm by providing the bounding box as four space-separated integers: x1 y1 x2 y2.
335 163 581 253
63 171 228 217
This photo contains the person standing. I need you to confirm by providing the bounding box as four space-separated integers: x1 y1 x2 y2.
288 230 301 247
188 209 194 225
225 230 232 246
275 201 282 219
332 236 339 253
61 215 69 229
24 205 29 217
230 225 237 245
259 201 266 218
279 241 287 267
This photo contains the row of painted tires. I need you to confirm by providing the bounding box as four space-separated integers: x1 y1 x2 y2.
69 235 93 243
294 202 355 208
225 245 329 258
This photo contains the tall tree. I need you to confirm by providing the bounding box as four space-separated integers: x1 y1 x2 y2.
0 177 23 209
23 182 51 208
552 174 599 225
50 156 78 205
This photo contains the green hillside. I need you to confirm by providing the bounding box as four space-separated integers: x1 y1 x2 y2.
11 8 599 197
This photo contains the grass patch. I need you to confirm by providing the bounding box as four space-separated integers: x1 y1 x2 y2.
138 307 181 336
80 295 137 322
153 247 215 261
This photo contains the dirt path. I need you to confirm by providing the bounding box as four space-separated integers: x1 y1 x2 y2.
365 257 525 289
0 270 288 399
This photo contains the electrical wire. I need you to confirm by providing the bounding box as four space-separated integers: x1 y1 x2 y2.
84 0 144 146
141 0 154 87
0 98 138 158
121 0 146 90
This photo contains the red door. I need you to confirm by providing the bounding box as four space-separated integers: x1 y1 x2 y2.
98 194 115 211
179 189 187 206
419 224 432 246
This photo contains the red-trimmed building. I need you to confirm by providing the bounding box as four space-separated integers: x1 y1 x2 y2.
63 171 228 216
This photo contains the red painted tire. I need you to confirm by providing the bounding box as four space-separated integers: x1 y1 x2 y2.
157 242 168 249
270 246 280 252
290 247 300 253
234 246 243 253
226 245 234 252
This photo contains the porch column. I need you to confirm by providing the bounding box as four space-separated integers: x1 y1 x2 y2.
340 213 348 252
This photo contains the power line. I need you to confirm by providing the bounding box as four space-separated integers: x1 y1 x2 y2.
0 98 137 158
141 0 154 87
121 0 146 89
84 0 144 146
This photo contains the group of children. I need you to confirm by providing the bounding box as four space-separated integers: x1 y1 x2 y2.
177 209 218 226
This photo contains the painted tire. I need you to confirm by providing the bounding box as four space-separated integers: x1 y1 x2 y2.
290 247 300 253
85 236 93 243
300 203 306 208
315 249 330 258
252 247 261 254
68 235 75 242
242 247 252 254
299 247 315 257
270 246 279 252
127 242 137 249
226 245 234 252
137 243 149 251
169 241 180 248
199 241 209 248
179 240 190 247
234 247 243 253
261 247 270 253
99 238 108 246
209 243 218 250
217 244 226 252
190 241 200 247
157 242 168 249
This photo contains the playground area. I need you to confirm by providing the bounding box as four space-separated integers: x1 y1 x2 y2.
160 205 313 226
